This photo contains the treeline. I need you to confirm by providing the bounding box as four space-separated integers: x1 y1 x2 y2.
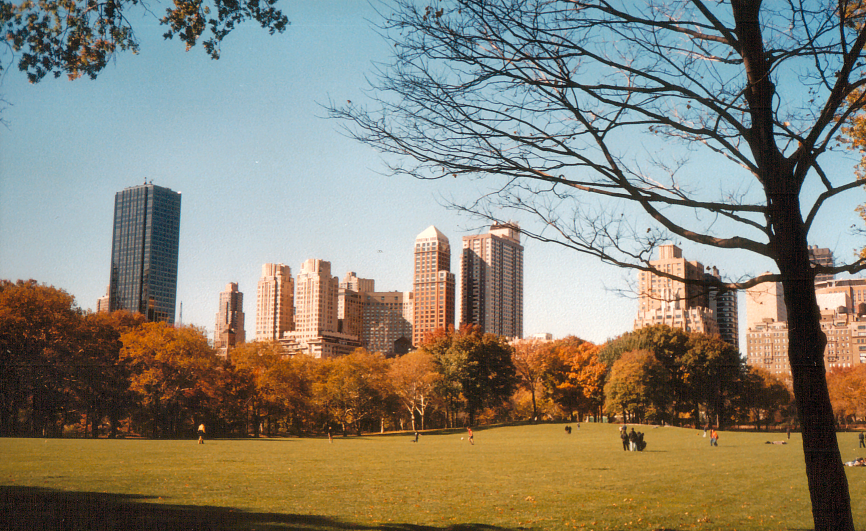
1 280 802 438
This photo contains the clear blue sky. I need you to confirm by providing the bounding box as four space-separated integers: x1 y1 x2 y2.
0 1 862 348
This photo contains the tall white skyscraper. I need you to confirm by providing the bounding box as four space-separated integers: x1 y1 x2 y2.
255 263 294 341
412 226 455 346
460 222 524 339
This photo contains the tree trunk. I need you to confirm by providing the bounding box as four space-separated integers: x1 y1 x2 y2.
771 188 854 531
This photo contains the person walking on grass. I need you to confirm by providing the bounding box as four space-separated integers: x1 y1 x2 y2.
197 423 205 444
710 429 718 446
467 427 474 445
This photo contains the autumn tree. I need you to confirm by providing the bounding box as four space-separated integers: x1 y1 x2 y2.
230 340 288 436
72 311 145 438
511 338 549 422
389 349 439 431
541 337 606 421
121 322 220 438
333 3 866 522
1 0 288 83
0 280 83 436
314 349 393 436
827 365 866 423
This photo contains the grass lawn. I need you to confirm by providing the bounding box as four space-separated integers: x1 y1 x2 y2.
1 423 865 530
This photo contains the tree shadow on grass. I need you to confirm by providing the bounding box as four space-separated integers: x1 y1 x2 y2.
0 486 523 530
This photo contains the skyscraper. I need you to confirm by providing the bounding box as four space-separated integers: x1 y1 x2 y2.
108 183 181 323
338 272 372 338
362 290 414 357
412 226 455 345
255 263 294 341
295 259 339 335
282 259 360 358
460 222 524 339
705 267 739 348
633 244 719 336
214 282 245 356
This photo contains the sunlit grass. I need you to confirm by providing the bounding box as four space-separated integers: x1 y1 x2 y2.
2 423 865 529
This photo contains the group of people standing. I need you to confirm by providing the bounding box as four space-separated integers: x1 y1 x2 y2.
619 425 646 451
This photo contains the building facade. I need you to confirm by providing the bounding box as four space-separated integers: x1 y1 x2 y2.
214 282 245 356
108 183 181 323
255 263 294 341
745 277 866 375
362 291 414 357
706 267 739 348
412 226 456 346
294 259 339 335
634 244 719 336
460 222 524 339
338 272 371 338
282 259 361 358
809 246 835 284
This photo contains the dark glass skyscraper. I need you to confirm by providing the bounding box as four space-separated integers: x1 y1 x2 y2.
108 183 182 323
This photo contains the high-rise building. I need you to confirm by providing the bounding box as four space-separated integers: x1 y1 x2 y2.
412 226 456 345
108 183 181 323
295 259 339 335
255 263 294 341
706 267 739 348
338 272 372 338
460 222 524 339
745 276 787 331
214 282 245 356
283 259 360 358
634 244 718 336
362 291 414 357
96 286 110 313
745 278 866 376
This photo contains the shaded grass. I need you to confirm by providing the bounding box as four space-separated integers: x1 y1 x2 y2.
1 423 864 529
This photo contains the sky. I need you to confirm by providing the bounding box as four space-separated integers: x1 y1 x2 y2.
1 1 863 350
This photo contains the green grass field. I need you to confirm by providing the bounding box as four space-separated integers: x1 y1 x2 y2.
1 423 864 530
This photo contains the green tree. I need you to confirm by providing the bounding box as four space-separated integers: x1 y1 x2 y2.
421 325 516 426
737 367 793 431
1 0 289 83
681 333 744 429
603 349 670 424
458 330 516 425
333 2 866 526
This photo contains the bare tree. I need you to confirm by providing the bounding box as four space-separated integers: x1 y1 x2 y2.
332 1 866 529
